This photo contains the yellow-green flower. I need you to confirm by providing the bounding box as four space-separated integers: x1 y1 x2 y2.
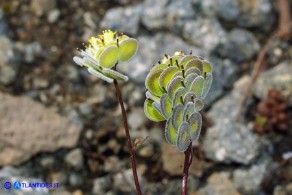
144 52 213 152
73 30 138 83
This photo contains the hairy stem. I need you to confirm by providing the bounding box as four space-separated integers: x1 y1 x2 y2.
182 143 193 195
113 79 143 195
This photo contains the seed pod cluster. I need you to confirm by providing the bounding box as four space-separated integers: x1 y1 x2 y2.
144 52 213 151
73 30 138 83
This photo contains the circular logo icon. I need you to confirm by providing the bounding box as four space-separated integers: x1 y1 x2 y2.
14 181 21 190
4 181 12 189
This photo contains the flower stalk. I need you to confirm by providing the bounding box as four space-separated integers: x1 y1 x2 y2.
182 143 193 195
113 79 143 195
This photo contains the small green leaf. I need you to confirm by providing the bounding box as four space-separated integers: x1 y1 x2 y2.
158 66 180 89
144 99 165 122
102 68 128 81
165 118 177 145
118 38 138 62
178 55 195 68
202 60 212 73
185 59 203 73
173 87 187 107
150 63 169 73
160 94 172 119
183 92 195 103
177 122 191 152
183 102 196 122
185 67 201 77
145 91 160 102
167 76 184 99
98 45 119 68
145 69 165 97
201 73 213 99
191 76 204 98
87 67 114 83
184 73 198 90
189 112 202 141
172 104 184 129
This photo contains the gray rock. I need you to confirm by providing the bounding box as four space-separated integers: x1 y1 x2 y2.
203 122 260 165
68 109 83 129
0 9 8 36
128 108 147 130
208 76 253 123
65 148 83 170
196 172 240 195
24 42 42 63
233 154 276 194
216 28 260 63
0 36 13 65
118 33 205 83
141 0 169 30
92 176 112 195
40 157 55 168
47 9 61 23
237 0 275 30
201 0 240 21
113 169 145 193
51 171 68 184
0 92 81 166
142 0 195 32
0 65 16 85
137 143 154 158
101 5 142 35
83 12 98 29
78 103 93 116
274 183 292 195
253 62 292 104
30 0 56 17
204 56 239 107
69 173 83 187
183 18 227 52
201 0 275 31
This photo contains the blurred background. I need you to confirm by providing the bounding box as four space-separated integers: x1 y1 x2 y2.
0 0 291 194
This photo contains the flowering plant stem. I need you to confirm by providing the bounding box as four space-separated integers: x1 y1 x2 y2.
182 143 193 195
113 79 143 195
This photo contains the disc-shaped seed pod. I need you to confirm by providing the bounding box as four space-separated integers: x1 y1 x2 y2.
144 52 213 152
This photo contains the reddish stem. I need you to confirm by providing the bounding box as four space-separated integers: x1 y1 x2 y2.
182 143 193 195
113 79 143 195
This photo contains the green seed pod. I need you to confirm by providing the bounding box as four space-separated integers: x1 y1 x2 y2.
144 52 213 152
73 30 138 83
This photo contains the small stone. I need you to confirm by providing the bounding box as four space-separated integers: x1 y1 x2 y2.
104 156 122 172
161 143 206 177
48 9 61 23
24 42 42 63
113 169 145 193
33 77 49 89
233 154 275 194
69 173 83 187
196 172 240 195
216 28 260 63
51 171 68 184
0 65 16 85
0 36 13 64
183 18 227 52
65 148 84 170
128 108 147 130
101 5 142 35
203 122 260 165
274 183 292 195
83 12 98 29
137 143 154 158
92 176 112 195
254 62 292 104
40 157 55 168
31 0 56 17
78 103 93 116
0 92 81 166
